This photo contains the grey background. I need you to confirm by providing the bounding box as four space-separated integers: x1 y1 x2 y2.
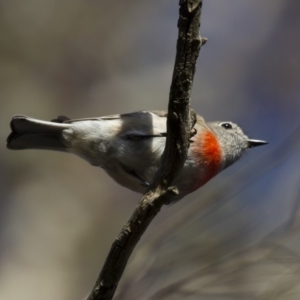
1 1 300 299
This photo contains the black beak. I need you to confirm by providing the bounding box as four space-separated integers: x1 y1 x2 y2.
247 139 268 148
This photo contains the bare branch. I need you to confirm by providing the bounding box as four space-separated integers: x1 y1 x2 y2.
87 1 204 299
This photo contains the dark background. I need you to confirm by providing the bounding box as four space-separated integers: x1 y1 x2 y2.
1 1 300 299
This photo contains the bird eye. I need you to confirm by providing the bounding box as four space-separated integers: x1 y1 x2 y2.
220 122 232 129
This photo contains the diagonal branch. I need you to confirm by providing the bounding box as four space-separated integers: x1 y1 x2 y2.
87 1 205 299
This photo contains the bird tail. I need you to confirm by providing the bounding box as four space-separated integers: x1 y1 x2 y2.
7 115 71 151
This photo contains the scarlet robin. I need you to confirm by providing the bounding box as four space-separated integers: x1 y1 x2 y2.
7 111 267 202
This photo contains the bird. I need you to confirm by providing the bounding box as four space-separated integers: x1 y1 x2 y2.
7 111 267 202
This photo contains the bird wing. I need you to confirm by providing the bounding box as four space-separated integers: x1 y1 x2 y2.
52 110 168 123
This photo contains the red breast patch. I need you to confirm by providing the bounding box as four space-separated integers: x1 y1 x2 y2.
192 130 222 186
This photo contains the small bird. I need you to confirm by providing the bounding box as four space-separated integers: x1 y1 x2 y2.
7 111 267 202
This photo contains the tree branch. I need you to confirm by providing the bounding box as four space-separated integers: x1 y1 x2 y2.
87 1 204 299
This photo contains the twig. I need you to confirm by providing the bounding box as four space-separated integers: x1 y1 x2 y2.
87 1 204 299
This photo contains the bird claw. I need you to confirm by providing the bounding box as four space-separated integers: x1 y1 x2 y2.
189 127 197 143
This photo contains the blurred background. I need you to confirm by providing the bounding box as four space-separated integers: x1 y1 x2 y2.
1 0 300 299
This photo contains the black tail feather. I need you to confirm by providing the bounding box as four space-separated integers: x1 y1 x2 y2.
7 115 70 151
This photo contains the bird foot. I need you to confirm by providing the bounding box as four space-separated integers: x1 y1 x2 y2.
189 127 197 143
